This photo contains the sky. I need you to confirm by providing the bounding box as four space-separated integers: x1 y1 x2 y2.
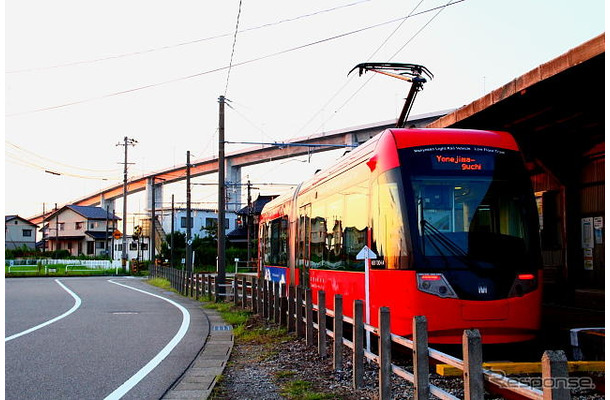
5 0 605 224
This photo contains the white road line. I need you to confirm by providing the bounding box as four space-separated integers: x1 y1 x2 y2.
5 279 82 342
104 279 191 400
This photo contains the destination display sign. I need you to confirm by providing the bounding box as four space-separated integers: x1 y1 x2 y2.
430 153 494 171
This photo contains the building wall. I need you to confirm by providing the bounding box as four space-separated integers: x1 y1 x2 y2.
45 209 116 257
5 218 37 249
112 236 150 262
158 209 238 239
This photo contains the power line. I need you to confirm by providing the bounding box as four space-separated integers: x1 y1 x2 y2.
224 0 244 97
7 0 371 74
293 0 426 138
6 2 464 118
309 0 463 135
6 140 122 173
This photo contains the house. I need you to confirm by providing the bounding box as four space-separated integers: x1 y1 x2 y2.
112 235 150 262
42 205 120 257
227 195 277 245
5 215 38 250
158 208 239 240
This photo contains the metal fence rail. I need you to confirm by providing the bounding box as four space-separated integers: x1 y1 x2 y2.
149 266 576 400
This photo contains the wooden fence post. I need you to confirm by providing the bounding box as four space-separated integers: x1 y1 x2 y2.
318 291 327 358
296 286 304 337
268 280 275 320
280 283 288 327
241 277 247 309
379 307 391 400
353 299 364 389
250 278 258 314
413 316 430 400
287 286 295 332
233 278 239 305
333 295 343 371
305 289 314 347
463 329 484 400
262 280 269 319
542 350 570 400
274 281 281 322
258 277 264 315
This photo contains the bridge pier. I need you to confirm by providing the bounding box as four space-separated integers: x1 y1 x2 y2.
226 160 242 212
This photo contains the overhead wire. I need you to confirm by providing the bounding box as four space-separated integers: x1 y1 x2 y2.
293 0 426 138
7 2 464 118
6 0 371 75
308 0 463 135
6 140 122 173
224 0 244 97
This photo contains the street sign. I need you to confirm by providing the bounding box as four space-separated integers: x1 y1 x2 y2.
356 245 377 260
113 230 122 240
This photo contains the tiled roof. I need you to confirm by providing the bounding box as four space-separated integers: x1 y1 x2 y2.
67 205 120 220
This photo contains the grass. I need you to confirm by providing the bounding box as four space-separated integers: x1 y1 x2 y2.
154 282 345 400
5 264 125 277
147 277 173 290
279 379 336 400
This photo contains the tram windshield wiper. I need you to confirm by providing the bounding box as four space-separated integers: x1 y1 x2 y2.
420 219 486 271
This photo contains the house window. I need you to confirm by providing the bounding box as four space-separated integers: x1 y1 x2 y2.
58 222 65 231
205 218 229 229
87 242 94 255
75 222 83 230
96 242 105 249
141 243 148 251
129 242 138 250
22 229 32 237
181 217 193 229
90 222 99 229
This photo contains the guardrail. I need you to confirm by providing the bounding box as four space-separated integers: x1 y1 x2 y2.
150 266 582 400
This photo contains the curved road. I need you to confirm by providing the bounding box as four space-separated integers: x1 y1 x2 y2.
5 277 210 400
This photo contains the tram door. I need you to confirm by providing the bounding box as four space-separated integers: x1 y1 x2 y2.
298 204 311 288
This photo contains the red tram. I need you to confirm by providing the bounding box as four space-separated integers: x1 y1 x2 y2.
258 128 542 344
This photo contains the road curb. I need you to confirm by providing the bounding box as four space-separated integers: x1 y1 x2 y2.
162 306 234 400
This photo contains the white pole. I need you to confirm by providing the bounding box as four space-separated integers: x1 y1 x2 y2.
364 252 371 353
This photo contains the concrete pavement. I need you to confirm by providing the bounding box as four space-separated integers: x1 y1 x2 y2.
162 306 234 400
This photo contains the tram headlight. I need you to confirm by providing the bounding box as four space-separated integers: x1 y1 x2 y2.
508 273 537 297
417 273 458 299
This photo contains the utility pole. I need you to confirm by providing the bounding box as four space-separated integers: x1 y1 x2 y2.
186 151 192 272
54 203 58 255
105 205 110 258
217 95 227 291
151 180 156 264
171 194 175 268
42 203 46 253
116 136 137 269
246 179 252 264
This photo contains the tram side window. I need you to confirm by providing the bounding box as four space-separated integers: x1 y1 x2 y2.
267 217 289 266
371 170 410 269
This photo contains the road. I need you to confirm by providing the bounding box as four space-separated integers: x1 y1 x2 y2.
5 277 210 400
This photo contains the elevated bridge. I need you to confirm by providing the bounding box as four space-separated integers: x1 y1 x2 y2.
29 111 445 224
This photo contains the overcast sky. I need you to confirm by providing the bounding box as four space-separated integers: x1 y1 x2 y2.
5 0 605 221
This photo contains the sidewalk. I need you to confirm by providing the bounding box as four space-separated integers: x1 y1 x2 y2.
162 307 234 400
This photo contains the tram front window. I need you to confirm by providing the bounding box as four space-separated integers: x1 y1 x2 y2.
401 146 539 271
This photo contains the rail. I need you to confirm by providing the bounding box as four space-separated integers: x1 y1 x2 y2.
150 266 581 400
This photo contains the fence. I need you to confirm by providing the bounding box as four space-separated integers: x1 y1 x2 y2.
150 266 575 400
6 259 127 270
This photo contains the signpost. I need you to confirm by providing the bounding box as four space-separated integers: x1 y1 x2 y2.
356 245 377 353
